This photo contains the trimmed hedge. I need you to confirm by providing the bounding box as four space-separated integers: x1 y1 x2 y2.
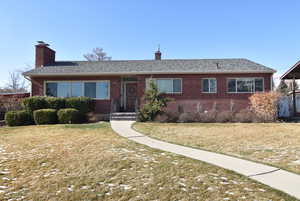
20 96 94 125
22 96 95 114
5 110 33 126
45 97 65 110
33 109 57 125
57 108 81 124
65 97 94 114
22 96 48 113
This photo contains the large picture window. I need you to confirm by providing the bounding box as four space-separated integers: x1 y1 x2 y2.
227 78 264 93
202 78 217 93
45 81 110 99
156 78 182 93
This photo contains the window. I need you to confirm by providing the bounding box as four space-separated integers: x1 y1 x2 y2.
71 82 83 97
57 82 71 97
46 83 57 97
97 82 109 99
84 82 109 99
227 78 264 93
45 81 110 99
84 82 96 98
202 78 217 93
156 78 182 93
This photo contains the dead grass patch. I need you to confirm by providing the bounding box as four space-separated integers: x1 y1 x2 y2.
134 123 300 175
0 123 297 200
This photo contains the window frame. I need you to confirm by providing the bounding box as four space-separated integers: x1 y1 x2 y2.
155 78 183 94
201 78 217 93
226 77 264 93
44 80 110 100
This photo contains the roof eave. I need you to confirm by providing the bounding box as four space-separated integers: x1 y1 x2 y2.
23 70 276 77
280 61 300 80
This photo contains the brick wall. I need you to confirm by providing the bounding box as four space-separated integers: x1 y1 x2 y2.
31 73 273 114
31 76 121 113
136 73 273 112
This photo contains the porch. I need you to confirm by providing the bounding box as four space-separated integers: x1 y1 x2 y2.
281 61 300 116
111 77 140 113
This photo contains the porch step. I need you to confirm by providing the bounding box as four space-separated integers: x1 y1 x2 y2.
110 112 137 121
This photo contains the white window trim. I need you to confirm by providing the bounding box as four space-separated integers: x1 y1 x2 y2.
44 80 110 100
155 78 183 94
226 77 264 93
201 78 217 93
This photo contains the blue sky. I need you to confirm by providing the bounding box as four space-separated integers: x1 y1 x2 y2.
1 0 300 87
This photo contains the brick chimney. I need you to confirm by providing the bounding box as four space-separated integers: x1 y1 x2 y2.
155 46 161 60
35 41 55 68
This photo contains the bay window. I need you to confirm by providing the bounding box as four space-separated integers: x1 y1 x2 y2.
227 78 264 93
45 81 110 99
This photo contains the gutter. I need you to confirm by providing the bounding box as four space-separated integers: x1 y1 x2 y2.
23 70 277 77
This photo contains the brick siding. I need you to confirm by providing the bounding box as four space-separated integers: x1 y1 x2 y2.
31 73 272 113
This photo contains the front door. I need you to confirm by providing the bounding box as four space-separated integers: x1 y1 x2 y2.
125 83 137 112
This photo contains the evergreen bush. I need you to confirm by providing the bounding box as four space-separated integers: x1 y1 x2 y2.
33 109 58 125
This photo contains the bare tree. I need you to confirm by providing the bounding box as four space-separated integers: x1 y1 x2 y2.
5 72 27 93
83 47 112 61
0 67 30 93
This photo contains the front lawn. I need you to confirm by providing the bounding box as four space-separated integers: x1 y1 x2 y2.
0 123 297 200
134 123 300 175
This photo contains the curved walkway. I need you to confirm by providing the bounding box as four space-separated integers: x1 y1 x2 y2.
111 121 300 199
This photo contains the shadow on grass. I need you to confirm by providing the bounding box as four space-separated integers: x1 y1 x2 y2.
64 122 108 129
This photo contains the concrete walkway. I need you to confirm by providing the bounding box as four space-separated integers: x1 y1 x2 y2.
111 121 300 199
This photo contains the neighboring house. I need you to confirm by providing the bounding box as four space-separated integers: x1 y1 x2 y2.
0 92 30 99
281 61 300 116
23 41 276 114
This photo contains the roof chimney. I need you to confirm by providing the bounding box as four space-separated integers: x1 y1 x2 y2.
155 46 161 60
35 41 56 68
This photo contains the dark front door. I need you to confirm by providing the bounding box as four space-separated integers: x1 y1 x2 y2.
125 83 137 112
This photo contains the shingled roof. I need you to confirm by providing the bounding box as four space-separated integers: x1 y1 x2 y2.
23 58 275 76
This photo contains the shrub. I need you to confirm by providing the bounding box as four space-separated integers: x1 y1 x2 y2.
154 111 180 123
33 109 57 125
57 108 81 124
198 111 217 123
45 97 65 110
0 97 22 112
22 96 48 113
177 112 196 123
166 111 180 123
86 112 109 122
0 112 4 120
154 113 170 123
249 92 280 122
5 110 33 126
234 109 255 123
138 81 172 122
65 97 94 114
215 111 234 123
0 98 23 120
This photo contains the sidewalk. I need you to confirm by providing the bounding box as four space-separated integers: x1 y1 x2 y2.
111 121 300 199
